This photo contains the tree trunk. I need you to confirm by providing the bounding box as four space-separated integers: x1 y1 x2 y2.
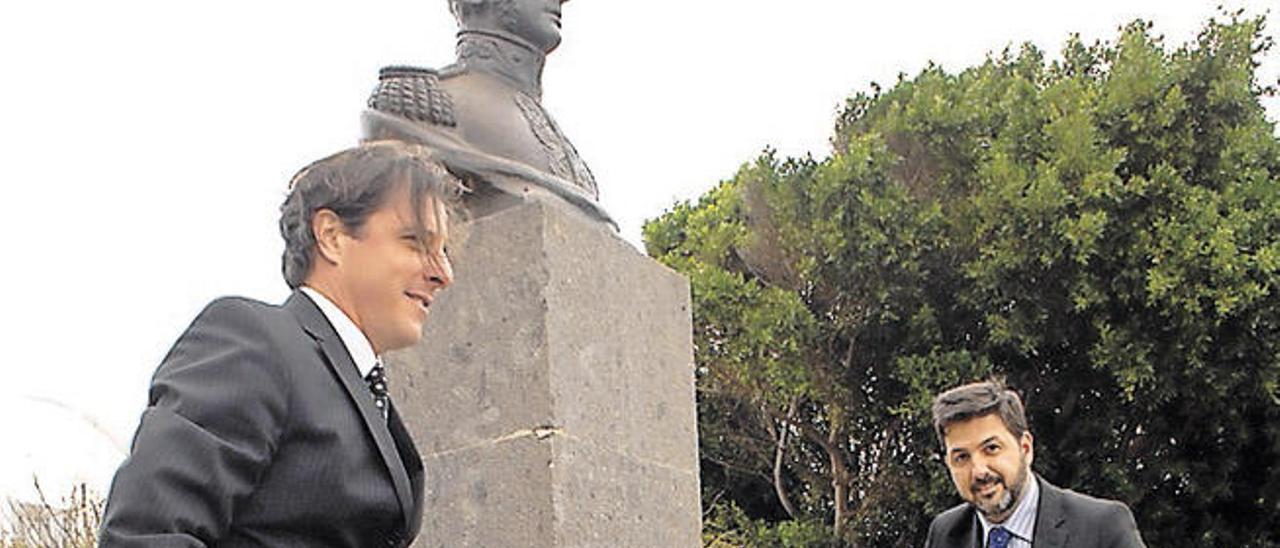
829 424 850 538
770 399 800 519
775 402 853 539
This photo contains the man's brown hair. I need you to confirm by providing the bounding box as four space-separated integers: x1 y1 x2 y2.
931 380 1030 450
278 141 464 289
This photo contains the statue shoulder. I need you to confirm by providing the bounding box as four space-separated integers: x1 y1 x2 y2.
366 65 457 127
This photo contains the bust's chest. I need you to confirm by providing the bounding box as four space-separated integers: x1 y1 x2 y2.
442 75 597 197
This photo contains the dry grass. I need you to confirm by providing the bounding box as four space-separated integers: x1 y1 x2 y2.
0 479 102 548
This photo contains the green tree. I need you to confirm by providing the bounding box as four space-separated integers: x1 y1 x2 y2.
647 11 1280 547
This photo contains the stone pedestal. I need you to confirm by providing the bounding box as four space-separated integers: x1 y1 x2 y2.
388 201 701 547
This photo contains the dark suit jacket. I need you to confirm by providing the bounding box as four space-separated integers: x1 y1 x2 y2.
100 292 424 547
923 475 1145 548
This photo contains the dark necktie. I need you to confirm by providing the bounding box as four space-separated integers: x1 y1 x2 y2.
988 526 1012 548
365 362 389 419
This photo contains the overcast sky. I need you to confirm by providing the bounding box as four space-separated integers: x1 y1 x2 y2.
1 0 1276 503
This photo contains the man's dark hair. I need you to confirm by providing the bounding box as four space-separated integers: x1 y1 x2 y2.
278 140 464 289
931 380 1030 450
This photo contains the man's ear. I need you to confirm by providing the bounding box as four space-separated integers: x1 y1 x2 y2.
312 209 347 266
1021 431 1034 465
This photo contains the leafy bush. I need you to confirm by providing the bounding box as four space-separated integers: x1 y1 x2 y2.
650 10 1279 547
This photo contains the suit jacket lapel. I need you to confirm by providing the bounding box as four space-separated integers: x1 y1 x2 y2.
970 512 983 548
1032 475 1069 548
285 291 417 534
940 507 981 548
388 402 424 540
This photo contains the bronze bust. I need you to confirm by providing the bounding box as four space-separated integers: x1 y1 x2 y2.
362 0 611 225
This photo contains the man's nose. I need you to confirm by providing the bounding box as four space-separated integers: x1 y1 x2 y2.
425 252 454 288
971 456 994 477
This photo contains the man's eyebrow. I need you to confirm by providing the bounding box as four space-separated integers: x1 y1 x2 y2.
948 436 1001 454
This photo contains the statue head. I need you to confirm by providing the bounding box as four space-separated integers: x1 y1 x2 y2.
449 0 568 54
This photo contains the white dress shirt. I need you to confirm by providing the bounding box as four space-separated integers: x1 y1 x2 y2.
300 286 379 380
977 471 1039 547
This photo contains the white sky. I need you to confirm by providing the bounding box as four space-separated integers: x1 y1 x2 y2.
1 0 1276 504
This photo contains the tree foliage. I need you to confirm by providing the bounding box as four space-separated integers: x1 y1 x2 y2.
646 12 1280 547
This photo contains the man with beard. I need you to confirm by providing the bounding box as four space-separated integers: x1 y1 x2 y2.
924 381 1146 548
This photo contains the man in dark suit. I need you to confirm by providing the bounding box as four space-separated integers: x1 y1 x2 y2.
99 141 462 547
924 381 1146 548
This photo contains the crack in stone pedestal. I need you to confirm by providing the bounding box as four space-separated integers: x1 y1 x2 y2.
427 425 696 478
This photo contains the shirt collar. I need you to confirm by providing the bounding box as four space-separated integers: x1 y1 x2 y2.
976 470 1039 545
300 286 379 379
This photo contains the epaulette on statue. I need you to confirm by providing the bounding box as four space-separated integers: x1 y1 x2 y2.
361 64 617 228
367 66 456 127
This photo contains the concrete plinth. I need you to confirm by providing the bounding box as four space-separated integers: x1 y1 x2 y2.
388 201 701 547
